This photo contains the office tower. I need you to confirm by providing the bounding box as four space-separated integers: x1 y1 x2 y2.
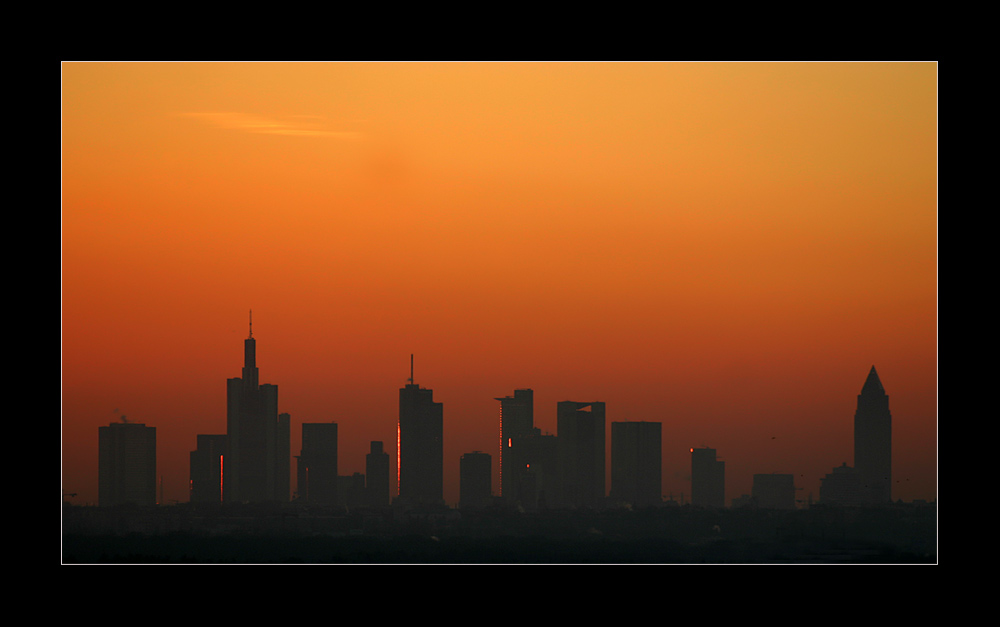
98 421 156 507
496 389 534 501
297 423 338 505
556 401 606 508
512 433 558 510
276 412 290 502
460 451 492 510
224 313 290 503
366 441 390 508
854 366 892 504
610 421 662 508
820 463 862 506
189 434 227 504
691 447 725 508
752 473 796 509
397 355 443 505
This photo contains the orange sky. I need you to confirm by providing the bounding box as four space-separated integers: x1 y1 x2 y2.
62 62 937 507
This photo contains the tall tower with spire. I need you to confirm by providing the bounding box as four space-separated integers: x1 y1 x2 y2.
854 366 892 504
397 355 444 505
224 311 289 503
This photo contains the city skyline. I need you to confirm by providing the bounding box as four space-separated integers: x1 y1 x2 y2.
62 61 937 508
80 323 928 509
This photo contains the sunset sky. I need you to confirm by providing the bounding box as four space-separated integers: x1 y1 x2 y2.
61 62 937 507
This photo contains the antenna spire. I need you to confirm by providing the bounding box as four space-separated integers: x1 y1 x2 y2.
409 354 414 385
249 309 253 339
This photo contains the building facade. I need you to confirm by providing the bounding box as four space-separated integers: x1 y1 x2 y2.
556 401 606 508
366 441 390 508
610 421 662 508
297 422 338 504
497 389 534 502
99 421 156 507
820 462 862 506
189 434 227 504
460 451 492 510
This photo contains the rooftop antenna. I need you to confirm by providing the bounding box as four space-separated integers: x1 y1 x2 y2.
408 354 414 385
249 309 253 339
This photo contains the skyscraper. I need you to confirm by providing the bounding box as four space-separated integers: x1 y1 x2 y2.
224 312 290 503
99 421 156 507
397 355 443 505
556 401 606 508
189 434 226 504
496 388 534 501
855 365 892 504
297 423 338 504
610 421 662 508
366 441 390 508
460 451 492 510
691 447 725 508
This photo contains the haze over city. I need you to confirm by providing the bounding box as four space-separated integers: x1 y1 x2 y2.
62 61 937 511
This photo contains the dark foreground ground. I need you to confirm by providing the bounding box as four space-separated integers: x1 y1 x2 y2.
62 501 936 564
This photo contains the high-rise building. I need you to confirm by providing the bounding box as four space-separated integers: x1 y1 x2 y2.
496 389 534 501
752 473 796 509
297 423 338 504
460 451 492 510
854 366 892 504
397 355 443 505
556 401 606 508
366 441 390 508
224 313 290 503
610 421 662 508
189 434 227 504
691 447 725 508
99 421 156 507
276 412 290 502
507 432 558 510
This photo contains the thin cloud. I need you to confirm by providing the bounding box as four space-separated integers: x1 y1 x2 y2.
179 111 364 140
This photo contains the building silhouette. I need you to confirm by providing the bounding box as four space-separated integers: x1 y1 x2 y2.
397 355 443 505
610 421 662 508
297 423 338 504
189 434 226 504
691 447 725 508
752 473 796 509
507 432 558 510
496 389 535 502
460 451 492 510
820 462 862 506
855 366 892 504
224 313 290 503
366 441 390 508
556 401 606 508
99 421 156 507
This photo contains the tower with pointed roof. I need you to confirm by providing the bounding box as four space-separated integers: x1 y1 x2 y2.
854 366 892 504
